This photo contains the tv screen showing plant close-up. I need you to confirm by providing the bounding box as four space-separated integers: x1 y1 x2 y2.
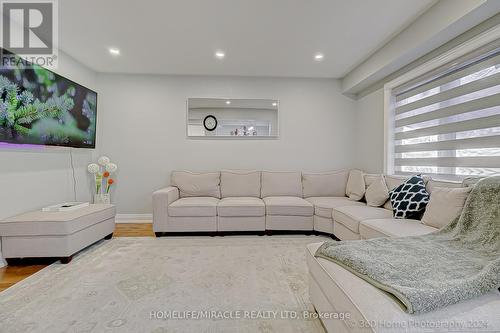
0 49 97 148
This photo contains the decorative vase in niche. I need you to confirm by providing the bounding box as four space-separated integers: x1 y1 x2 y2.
94 193 110 204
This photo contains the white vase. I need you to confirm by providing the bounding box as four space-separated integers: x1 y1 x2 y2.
94 193 110 204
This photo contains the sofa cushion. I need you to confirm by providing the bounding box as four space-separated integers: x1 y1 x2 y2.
426 179 462 193
333 206 392 233
364 174 384 188
383 175 406 210
168 197 219 217
359 218 437 239
389 175 430 219
302 170 349 198
305 197 365 218
365 176 389 207
217 197 265 217
345 169 365 200
263 196 313 216
384 175 407 191
261 171 302 197
462 176 483 187
171 171 221 198
0 204 115 236
220 170 261 198
422 187 472 229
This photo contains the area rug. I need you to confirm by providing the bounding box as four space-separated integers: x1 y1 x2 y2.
0 236 327 333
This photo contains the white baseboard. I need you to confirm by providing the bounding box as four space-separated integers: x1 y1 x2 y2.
115 214 152 223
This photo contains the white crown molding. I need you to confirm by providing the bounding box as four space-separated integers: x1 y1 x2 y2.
115 214 152 223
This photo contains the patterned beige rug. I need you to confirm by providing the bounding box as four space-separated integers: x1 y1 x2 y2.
0 235 328 333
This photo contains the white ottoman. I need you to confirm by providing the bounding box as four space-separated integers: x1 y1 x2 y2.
0 204 115 264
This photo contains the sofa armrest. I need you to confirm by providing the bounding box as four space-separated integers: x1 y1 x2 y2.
152 186 179 232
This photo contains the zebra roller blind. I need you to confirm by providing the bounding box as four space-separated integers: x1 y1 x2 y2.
392 44 500 180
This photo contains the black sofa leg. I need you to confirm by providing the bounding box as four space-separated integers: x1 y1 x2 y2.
104 233 113 240
5 258 20 266
155 232 164 237
60 256 73 264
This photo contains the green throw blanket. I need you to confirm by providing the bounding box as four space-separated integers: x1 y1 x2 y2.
315 176 500 314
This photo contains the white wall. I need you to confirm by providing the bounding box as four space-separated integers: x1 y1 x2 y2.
97 75 357 214
0 52 98 221
355 88 385 174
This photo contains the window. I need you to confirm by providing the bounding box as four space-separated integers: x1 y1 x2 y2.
389 44 500 180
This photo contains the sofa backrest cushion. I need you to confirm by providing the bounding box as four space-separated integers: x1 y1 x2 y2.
422 187 472 229
384 175 417 210
426 179 462 193
220 170 261 198
384 175 407 191
345 170 365 200
462 176 483 187
171 171 221 198
302 170 349 198
261 171 302 197
363 174 384 188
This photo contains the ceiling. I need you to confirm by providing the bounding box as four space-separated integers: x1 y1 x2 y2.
59 0 436 78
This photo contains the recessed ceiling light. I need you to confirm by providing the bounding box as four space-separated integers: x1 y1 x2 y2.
272 102 277 106
225 100 231 105
108 47 120 56
314 53 324 61
215 51 225 59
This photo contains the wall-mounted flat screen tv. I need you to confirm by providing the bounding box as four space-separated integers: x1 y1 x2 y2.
0 49 97 148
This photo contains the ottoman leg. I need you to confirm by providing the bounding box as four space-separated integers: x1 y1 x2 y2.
60 256 73 264
104 233 113 240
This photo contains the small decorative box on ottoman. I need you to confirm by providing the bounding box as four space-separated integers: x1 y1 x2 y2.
0 204 115 264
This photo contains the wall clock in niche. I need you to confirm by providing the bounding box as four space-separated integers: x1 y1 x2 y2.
203 115 218 131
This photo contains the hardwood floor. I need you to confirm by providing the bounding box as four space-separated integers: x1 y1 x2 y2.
113 221 154 237
0 223 154 292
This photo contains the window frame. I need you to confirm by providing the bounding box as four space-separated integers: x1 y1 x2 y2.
383 25 500 178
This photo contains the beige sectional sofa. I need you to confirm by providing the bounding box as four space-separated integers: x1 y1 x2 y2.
331 174 462 241
307 174 500 332
152 169 464 238
152 169 366 236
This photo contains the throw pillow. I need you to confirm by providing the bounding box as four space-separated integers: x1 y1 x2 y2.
383 175 406 210
365 176 389 207
389 175 430 219
422 187 472 229
345 169 365 200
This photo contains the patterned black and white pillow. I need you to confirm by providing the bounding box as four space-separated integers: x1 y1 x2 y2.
389 175 430 219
